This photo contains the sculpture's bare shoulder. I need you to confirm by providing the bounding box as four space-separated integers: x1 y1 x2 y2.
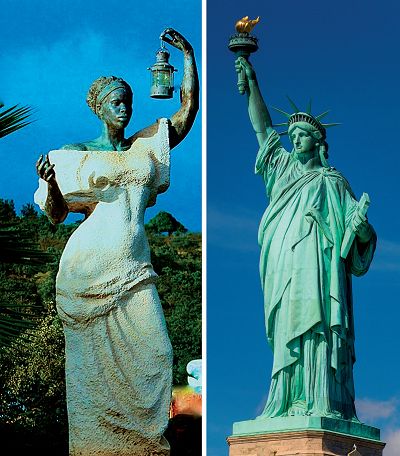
60 142 89 151
128 120 163 143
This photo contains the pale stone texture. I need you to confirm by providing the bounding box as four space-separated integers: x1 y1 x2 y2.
35 119 172 456
228 431 385 456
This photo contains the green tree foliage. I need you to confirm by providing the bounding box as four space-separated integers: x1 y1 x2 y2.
0 311 67 454
0 205 201 452
0 200 47 346
0 198 17 223
146 210 188 235
0 103 36 346
148 230 202 384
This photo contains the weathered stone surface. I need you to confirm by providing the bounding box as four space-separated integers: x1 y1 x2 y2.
35 121 173 455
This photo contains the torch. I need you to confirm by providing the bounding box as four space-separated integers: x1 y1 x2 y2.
228 16 260 95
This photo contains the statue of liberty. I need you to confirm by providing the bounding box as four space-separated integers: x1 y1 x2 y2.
234 53 376 420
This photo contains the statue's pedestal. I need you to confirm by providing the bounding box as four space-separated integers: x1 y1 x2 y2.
227 416 385 456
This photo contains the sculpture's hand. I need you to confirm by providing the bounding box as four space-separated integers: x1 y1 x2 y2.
235 57 256 81
160 28 193 53
352 212 373 243
36 154 68 224
36 154 56 183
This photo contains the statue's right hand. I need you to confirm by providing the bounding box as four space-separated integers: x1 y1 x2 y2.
36 154 56 183
235 57 256 81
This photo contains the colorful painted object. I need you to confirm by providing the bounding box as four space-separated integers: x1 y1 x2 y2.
170 386 202 419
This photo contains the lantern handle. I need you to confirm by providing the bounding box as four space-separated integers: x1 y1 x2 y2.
160 28 193 53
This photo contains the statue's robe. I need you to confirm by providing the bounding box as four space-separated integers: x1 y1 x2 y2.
35 119 172 456
256 131 376 418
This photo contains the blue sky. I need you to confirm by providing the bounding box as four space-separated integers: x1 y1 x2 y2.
3 0 400 454
0 0 201 231
207 0 400 455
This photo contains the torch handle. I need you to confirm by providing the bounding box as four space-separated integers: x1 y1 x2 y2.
238 68 247 95
235 52 250 95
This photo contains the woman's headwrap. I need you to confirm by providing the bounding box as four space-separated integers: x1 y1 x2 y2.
86 76 133 116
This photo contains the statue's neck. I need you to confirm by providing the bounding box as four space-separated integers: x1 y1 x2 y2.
294 150 321 169
99 124 126 151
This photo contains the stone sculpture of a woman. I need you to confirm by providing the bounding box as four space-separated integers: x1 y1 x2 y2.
35 28 199 456
235 56 376 421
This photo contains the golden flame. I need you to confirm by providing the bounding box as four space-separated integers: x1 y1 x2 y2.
235 16 260 33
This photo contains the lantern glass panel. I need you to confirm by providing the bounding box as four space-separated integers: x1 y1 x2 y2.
152 69 171 88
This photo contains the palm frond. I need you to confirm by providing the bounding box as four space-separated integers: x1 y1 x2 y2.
0 104 33 138
0 314 36 330
0 228 54 265
0 301 41 347
0 320 36 346
0 221 51 347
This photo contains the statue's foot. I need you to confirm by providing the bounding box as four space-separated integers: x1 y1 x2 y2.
288 402 307 416
306 409 344 419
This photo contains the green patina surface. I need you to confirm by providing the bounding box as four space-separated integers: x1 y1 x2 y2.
231 43 378 428
232 416 381 441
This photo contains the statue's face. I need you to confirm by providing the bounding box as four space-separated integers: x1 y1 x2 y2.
100 88 132 128
290 127 318 154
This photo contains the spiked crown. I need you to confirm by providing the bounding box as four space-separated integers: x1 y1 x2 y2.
272 97 340 137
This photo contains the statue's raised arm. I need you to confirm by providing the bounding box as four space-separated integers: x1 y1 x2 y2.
235 57 273 146
131 28 199 150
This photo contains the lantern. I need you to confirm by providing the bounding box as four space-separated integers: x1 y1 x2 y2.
148 43 176 99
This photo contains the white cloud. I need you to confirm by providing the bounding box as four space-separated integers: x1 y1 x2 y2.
379 240 400 255
371 239 400 272
357 397 400 455
383 428 400 456
356 397 398 422
254 393 269 416
208 206 260 253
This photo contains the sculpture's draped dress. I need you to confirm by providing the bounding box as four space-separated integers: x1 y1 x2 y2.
256 130 376 419
35 119 172 455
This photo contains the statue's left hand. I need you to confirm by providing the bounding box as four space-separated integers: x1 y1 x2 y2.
36 154 56 183
352 212 373 243
160 28 193 53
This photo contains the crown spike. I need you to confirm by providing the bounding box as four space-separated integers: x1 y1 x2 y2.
273 99 340 136
271 106 291 118
306 98 312 114
286 95 300 113
323 122 341 128
278 131 289 136
315 110 330 120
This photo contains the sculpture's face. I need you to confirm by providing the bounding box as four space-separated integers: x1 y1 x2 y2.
100 88 132 129
290 127 318 154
